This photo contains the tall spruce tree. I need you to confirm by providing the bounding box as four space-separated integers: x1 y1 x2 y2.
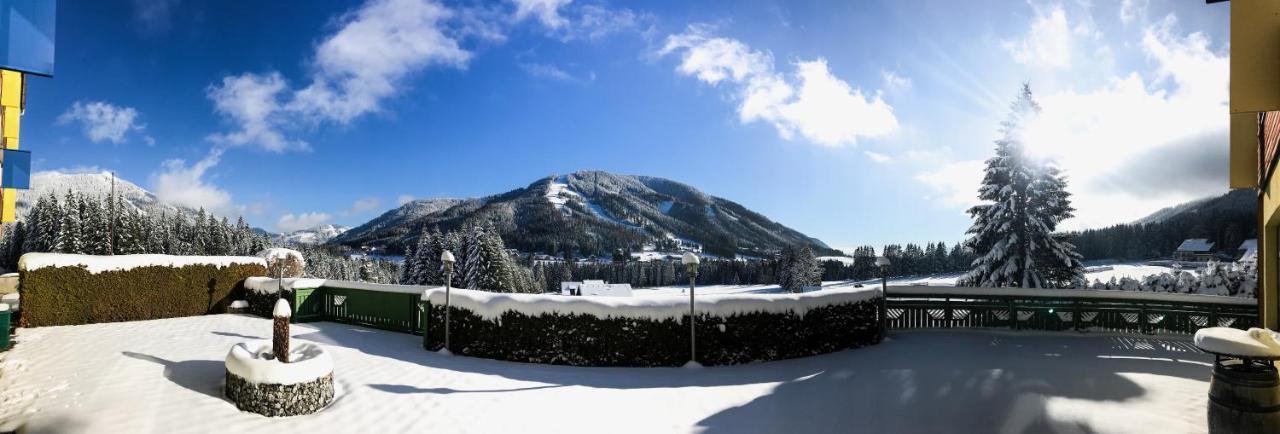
959 84 1083 288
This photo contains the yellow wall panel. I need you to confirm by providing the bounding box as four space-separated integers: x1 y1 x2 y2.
1232 0 1280 114
1231 113 1260 188
2 106 19 139
1 189 15 223
0 71 19 108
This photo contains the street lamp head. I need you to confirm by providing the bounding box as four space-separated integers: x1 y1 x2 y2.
875 256 891 267
441 250 456 264
682 252 700 265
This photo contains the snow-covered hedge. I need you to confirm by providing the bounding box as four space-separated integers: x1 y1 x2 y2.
17 253 267 327
420 287 883 366
1087 261 1257 297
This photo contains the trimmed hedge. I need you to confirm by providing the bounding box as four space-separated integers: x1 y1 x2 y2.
422 297 882 367
20 261 267 327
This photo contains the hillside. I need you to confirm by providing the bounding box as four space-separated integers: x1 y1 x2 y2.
18 170 185 218
331 171 832 258
279 224 350 245
1073 189 1255 260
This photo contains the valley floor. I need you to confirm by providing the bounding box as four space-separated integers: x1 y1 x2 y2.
0 315 1215 433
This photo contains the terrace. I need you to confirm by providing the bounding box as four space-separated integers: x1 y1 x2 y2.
0 279 1249 433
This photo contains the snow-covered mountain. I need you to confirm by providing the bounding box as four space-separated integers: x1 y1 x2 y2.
17 169 185 218
279 224 350 245
332 170 834 258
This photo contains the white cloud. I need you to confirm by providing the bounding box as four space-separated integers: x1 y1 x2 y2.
131 0 180 35
277 212 332 232
397 194 415 205
918 12 1229 230
915 159 985 208
1019 14 1227 229
659 25 898 147
864 151 891 163
208 0 470 152
149 149 237 215
520 63 576 81
347 197 382 215
205 72 304 152
1120 0 1148 24
1003 5 1073 68
881 69 911 91
511 0 571 29
57 101 146 144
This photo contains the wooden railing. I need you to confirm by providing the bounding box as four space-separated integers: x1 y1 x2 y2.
883 285 1258 334
266 278 1260 337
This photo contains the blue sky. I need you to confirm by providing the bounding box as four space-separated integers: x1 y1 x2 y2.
24 0 1229 251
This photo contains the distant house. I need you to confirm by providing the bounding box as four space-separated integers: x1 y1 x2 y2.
1174 239 1215 262
560 280 633 297
1238 239 1258 265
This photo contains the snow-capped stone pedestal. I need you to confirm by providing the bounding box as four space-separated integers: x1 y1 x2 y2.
224 299 333 417
224 340 334 417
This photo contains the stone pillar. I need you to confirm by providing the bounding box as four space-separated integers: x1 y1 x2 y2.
273 299 291 363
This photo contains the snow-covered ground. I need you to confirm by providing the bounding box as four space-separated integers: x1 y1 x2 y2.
856 262 1185 287
0 315 1214 433
634 280 867 296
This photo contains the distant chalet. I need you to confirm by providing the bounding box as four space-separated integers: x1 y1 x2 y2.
1174 239 1215 262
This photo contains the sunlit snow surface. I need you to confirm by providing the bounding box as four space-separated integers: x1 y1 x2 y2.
0 315 1214 433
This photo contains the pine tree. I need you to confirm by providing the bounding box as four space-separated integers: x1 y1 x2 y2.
54 191 84 253
959 84 1083 288
777 244 821 292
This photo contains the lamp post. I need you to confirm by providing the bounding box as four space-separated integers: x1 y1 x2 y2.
682 252 700 367
441 250 456 354
875 256 891 340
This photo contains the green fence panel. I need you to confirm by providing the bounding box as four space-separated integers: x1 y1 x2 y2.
317 286 421 334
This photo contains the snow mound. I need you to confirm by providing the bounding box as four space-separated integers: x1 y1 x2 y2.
422 286 880 322
245 278 426 295
273 299 292 318
245 277 328 295
225 340 332 385
17 253 265 274
1193 327 1280 358
258 248 305 266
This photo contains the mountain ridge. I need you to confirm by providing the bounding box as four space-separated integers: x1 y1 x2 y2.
331 170 834 258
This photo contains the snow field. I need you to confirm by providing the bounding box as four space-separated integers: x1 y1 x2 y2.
0 315 1218 433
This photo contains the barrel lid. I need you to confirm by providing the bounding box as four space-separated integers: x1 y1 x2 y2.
1195 327 1280 360
0 303 8 312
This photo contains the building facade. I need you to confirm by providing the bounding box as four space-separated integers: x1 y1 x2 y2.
1228 1 1280 330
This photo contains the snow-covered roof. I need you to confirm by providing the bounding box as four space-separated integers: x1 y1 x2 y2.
1238 239 1258 252
18 253 265 274
1175 239 1213 253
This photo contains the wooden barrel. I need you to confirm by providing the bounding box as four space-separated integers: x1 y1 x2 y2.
1208 359 1280 434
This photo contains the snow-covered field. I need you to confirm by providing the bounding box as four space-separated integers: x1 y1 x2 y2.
852 263 1185 287
633 280 868 296
0 315 1215 433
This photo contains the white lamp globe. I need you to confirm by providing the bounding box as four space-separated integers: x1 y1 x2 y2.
441 250 456 263
875 256 891 267
682 252 700 265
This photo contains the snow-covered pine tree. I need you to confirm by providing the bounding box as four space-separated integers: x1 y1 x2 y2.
54 191 84 253
463 224 485 289
80 196 110 255
477 226 513 291
418 227 445 285
777 244 821 292
959 84 1084 288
